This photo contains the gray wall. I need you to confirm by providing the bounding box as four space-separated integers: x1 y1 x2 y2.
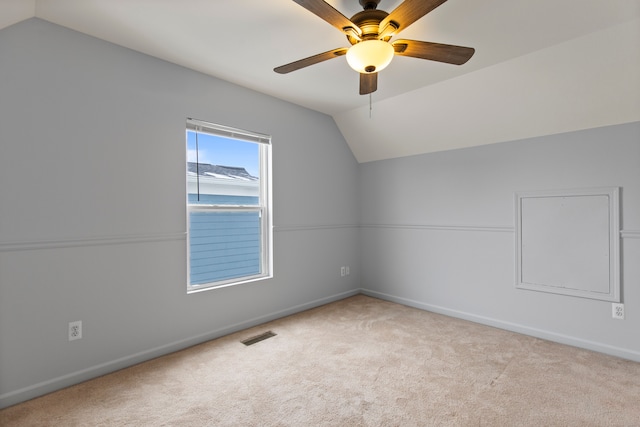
1 16 638 411
360 122 640 361
0 19 360 408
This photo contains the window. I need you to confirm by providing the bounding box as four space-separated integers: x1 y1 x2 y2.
186 118 272 292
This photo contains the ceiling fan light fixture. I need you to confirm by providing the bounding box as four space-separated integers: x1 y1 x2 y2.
346 39 394 74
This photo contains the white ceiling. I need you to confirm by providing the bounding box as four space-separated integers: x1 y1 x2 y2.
2 0 639 162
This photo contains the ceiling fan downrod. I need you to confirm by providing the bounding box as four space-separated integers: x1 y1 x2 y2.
359 0 380 10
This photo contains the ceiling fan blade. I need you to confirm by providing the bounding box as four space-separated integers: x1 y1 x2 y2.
379 0 448 39
360 73 377 95
274 48 348 74
293 0 362 39
392 39 475 65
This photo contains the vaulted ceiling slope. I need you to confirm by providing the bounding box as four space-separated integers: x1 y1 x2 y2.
2 0 639 162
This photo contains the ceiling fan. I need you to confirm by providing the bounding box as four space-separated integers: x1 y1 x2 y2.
274 0 475 95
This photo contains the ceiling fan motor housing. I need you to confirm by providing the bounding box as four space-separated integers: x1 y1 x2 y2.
346 9 391 45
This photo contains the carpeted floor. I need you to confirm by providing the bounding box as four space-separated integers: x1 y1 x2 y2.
1 295 639 426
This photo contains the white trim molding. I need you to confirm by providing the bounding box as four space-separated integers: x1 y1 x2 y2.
515 187 620 303
274 224 359 232
0 289 360 409
621 229 640 239
360 223 514 233
361 223 640 239
2 225 635 253
0 232 186 252
360 288 640 364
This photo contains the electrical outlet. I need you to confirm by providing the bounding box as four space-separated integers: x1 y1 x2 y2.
340 266 346 277
612 303 624 320
345 266 350 276
69 321 82 341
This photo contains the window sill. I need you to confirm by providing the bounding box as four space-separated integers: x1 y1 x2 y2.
187 273 273 294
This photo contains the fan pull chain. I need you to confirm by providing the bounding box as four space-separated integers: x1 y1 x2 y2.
369 93 372 118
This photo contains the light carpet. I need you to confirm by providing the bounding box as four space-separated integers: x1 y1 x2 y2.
1 295 639 426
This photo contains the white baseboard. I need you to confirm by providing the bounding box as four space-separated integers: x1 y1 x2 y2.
0 289 360 409
360 288 640 363
6 286 635 410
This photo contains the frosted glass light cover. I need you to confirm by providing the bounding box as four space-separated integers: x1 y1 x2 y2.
346 40 394 73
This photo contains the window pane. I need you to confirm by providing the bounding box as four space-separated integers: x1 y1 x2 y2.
187 131 260 206
189 211 261 285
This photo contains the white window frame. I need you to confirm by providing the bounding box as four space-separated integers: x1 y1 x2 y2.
186 118 273 293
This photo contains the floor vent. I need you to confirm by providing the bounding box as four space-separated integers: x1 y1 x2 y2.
242 331 277 346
